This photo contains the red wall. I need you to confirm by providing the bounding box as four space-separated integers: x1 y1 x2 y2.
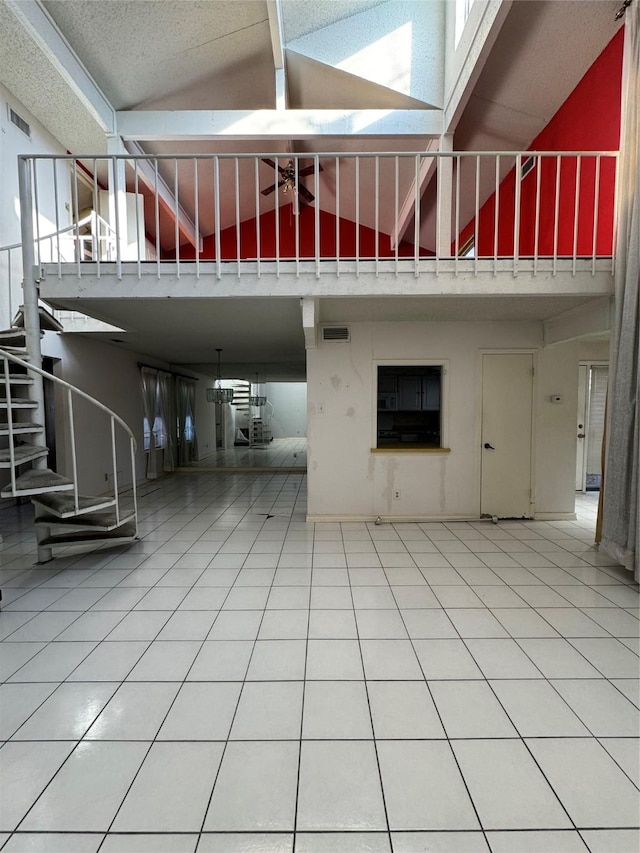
458 28 623 257
179 204 425 261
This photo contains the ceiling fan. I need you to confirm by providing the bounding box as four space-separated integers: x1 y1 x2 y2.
260 158 323 208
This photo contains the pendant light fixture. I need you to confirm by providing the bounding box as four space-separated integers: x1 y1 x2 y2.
249 371 266 407
206 348 234 403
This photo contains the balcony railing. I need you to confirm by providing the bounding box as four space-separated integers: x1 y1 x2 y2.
16 151 619 281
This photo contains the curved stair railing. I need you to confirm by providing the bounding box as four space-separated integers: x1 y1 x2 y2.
0 345 138 563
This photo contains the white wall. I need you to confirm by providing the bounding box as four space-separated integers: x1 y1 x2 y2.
0 85 71 328
307 319 583 520
266 382 307 438
43 334 155 495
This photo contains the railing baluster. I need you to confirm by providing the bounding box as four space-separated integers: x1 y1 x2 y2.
294 158 300 277
315 155 321 279
130 437 138 536
194 159 199 280
53 159 61 277
335 156 340 276
73 160 81 276
572 155 582 276
111 417 120 525
134 160 141 279
214 156 221 280
33 160 41 268
255 157 261 279
374 156 379 277
93 158 100 274
513 154 521 277
235 157 241 279
5 358 16 496
275 156 280 277
474 155 480 278
455 154 461 277
174 159 180 279
553 154 561 276
493 154 499 275
534 155 542 275
111 156 122 280
154 160 161 279
67 389 79 513
611 153 619 276
394 156 399 276
414 155 420 277
355 156 360 279
592 155 601 276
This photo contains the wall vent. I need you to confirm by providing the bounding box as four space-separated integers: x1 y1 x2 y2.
322 326 350 342
8 107 30 138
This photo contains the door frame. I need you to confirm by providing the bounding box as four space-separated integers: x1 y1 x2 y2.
576 360 609 493
476 348 537 518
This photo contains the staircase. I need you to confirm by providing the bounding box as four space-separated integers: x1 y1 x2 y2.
0 321 138 564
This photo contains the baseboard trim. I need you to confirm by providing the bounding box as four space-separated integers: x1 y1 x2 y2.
306 514 493 523
533 512 578 521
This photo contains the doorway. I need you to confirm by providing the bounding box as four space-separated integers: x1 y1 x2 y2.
480 352 534 519
575 363 608 492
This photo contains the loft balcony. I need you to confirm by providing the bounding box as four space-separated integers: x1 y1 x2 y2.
6 151 618 323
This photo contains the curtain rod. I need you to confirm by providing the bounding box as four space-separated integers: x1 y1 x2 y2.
137 362 199 381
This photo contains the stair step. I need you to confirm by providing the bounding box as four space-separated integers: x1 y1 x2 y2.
1 469 74 498
0 400 38 409
36 508 136 532
0 445 49 467
12 305 64 333
2 376 34 386
33 493 117 518
38 520 137 547
0 329 28 347
0 422 43 435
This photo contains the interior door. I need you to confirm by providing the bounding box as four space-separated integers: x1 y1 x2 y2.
576 364 588 491
481 353 534 518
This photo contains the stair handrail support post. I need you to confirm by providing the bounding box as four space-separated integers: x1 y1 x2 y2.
18 157 47 459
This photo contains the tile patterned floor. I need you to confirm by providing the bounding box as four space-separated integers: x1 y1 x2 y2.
187 438 307 471
0 479 638 853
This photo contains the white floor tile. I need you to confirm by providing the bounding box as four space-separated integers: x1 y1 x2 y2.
84 681 179 740
0 741 75 830
452 739 572 830
207 610 263 640
526 738 640 828
245 640 306 680
12 682 118 741
112 742 223 832
308 610 358 639
463 639 543 679
485 830 589 852
157 681 241 740
204 741 299 831
489 680 589 737
550 679 640 736
295 833 390 852
568 638 640 677
126 641 201 681
377 741 479 830
367 681 445 739
360 640 423 680
412 639 484 679
2 833 104 852
515 638 602 678
297 741 386 831
598 738 640 786
156 610 218 640
302 680 373 739
21 741 148 831
7 642 96 683
429 680 517 738
101 834 198 852
391 832 489 852
0 682 57 739
198 834 292 853
106 610 171 641
490 607 560 638
230 681 303 739
187 640 254 681
306 639 364 680
444 608 510 638
67 641 149 681
580 830 640 853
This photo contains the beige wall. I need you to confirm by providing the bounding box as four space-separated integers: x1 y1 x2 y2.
307 319 584 520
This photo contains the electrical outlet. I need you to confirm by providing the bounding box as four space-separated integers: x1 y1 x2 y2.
393 489 401 500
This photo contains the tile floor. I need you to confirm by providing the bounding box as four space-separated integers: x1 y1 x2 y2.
0 478 638 853
188 438 307 471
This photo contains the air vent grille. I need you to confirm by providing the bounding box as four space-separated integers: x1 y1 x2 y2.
521 156 535 179
322 326 350 342
9 107 30 138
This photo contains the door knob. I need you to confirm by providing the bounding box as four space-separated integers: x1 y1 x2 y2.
577 433 585 439
483 443 495 450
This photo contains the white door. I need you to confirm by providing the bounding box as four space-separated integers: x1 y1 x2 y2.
576 364 588 491
481 353 534 518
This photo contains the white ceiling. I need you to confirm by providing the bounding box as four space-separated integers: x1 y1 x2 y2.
0 0 622 379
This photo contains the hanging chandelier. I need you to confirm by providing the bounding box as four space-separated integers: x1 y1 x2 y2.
249 372 266 406
206 348 234 403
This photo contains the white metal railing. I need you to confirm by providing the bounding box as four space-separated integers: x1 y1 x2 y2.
0 347 138 532
18 151 619 281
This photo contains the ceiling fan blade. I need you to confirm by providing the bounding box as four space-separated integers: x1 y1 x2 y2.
298 163 324 177
297 183 315 205
261 157 287 175
261 179 287 196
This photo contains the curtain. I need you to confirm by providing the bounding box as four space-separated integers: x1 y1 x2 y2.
140 366 159 479
158 371 176 472
601 6 640 581
176 377 198 465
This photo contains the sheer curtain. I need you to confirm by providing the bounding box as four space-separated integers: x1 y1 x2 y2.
601 5 640 580
176 377 198 465
158 371 176 472
140 366 159 479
